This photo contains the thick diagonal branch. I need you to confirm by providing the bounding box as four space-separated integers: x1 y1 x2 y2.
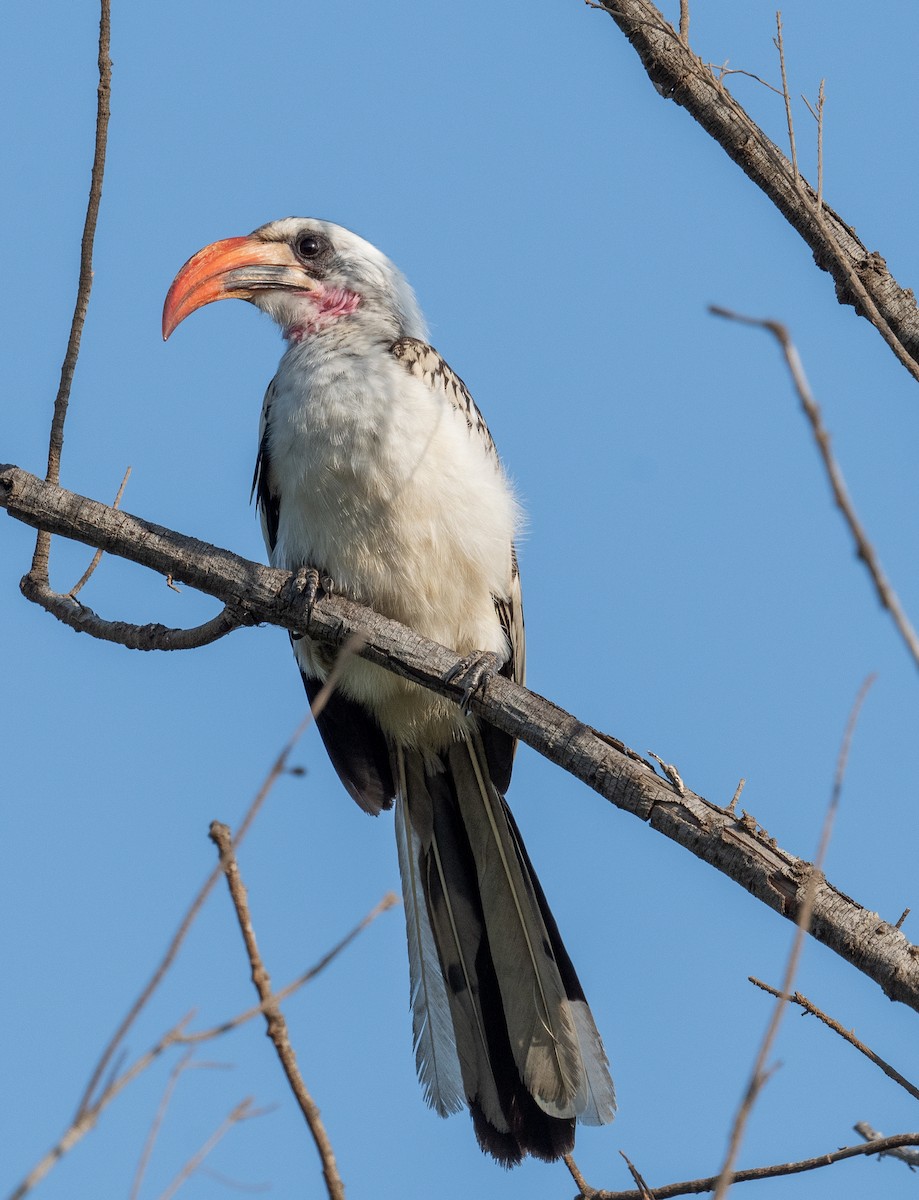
3 462 918 1014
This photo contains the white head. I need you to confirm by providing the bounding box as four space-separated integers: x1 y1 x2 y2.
163 217 427 345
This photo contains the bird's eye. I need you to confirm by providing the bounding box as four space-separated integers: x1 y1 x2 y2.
295 233 325 260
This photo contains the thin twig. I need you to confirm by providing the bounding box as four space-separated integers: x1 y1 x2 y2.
801 79 826 220
68 466 131 597
773 12 798 187
194 1167 272 1194
75 712 313 1119
727 778 746 814
31 0 111 582
709 306 919 671
76 641 358 1115
620 1152 655 1198
155 1098 270 1200
711 674 874 1199
749 977 919 1101
178 892 398 1044
816 79 825 215
130 1050 196 1200
678 0 689 44
565 1153 598 1198
210 821 346 1200
10 881 389 1199
708 63 783 96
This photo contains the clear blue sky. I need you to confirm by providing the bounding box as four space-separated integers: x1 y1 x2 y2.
4 2 919 1197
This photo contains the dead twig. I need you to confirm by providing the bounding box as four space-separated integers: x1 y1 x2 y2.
31 0 111 583
130 1050 196 1200
710 307 919 671
586 1132 919 1198
620 1151 655 1198
178 891 398 1045
707 62 783 96
77 640 356 1114
853 1123 919 1170
773 12 798 187
68 465 131 598
155 1097 271 1200
565 1153 598 1198
209 821 346 1200
711 674 874 1199
727 778 746 814
749 977 919 1102
801 79 826 220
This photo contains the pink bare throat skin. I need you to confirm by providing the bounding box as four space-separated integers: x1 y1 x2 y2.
285 286 361 341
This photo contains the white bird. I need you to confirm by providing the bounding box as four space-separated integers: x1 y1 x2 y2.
163 218 615 1163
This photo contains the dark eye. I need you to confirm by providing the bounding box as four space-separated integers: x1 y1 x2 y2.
295 233 325 260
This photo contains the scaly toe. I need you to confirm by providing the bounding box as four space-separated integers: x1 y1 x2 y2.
445 650 502 712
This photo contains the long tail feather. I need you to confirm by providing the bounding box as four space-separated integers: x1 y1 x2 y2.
394 752 464 1116
393 733 615 1162
447 734 584 1115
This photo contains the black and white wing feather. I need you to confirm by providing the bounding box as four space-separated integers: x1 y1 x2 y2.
390 337 524 792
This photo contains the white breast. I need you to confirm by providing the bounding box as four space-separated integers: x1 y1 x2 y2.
264 338 519 747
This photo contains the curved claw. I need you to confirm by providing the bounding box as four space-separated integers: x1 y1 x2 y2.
288 566 331 640
445 650 502 712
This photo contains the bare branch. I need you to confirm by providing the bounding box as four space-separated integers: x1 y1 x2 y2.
620 1152 655 1199
22 573 251 651
73 711 315 1122
773 13 798 187
593 0 919 382
130 1050 196 1200
588 1133 919 1199
709 307 919 670
31 0 111 582
565 1153 598 1198
10 688 376 1200
750 977 919 1102
711 674 873 1199
727 778 745 814
209 820 346 1200
854 1123 919 1170
3 465 919 1015
156 1097 269 1200
178 892 398 1045
707 63 783 96
801 78 826 219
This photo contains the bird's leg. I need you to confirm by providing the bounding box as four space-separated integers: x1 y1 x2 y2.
287 565 332 640
445 650 503 712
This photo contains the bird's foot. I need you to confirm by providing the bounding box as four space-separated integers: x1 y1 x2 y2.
445 650 502 712
288 566 333 640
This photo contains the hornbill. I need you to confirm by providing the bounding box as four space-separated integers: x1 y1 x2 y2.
163 218 615 1163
